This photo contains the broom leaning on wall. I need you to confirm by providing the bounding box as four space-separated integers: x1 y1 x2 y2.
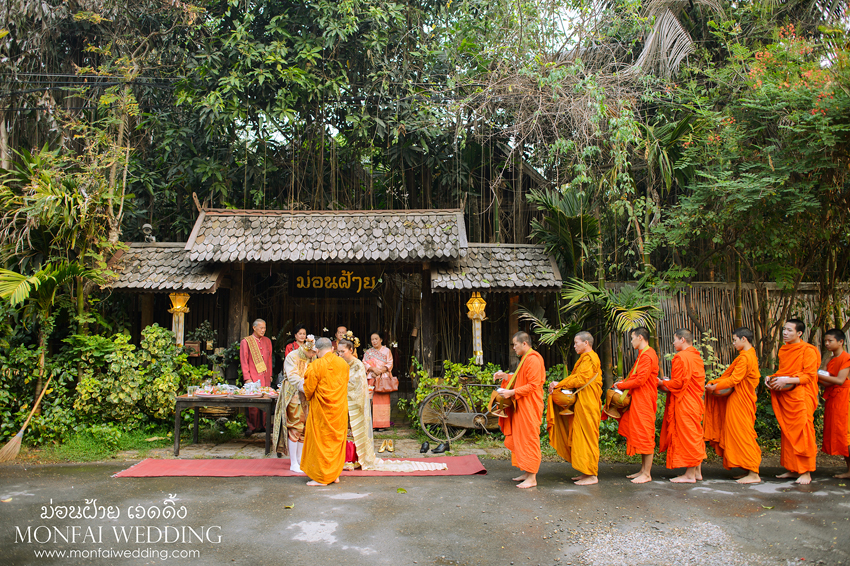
0 375 52 462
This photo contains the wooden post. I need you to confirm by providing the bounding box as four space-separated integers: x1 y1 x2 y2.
226 264 249 382
421 262 435 377
140 294 154 331
509 294 519 367
227 266 244 346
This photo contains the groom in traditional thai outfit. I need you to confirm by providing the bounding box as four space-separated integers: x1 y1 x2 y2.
273 336 316 473
239 319 273 435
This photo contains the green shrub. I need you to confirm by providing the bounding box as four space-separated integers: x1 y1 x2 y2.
0 345 79 445
74 324 213 425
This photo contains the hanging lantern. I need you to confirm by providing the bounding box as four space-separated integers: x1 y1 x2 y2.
466 292 487 365
168 293 190 345
168 293 190 314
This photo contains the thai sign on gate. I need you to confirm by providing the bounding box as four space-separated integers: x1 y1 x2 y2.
289 265 383 298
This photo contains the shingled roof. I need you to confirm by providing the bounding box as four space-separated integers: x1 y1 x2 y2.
185 209 468 263
108 243 224 293
431 244 562 293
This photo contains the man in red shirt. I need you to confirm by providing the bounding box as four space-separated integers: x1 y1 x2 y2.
240 319 273 435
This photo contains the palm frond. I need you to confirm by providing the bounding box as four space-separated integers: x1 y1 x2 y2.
0 269 42 306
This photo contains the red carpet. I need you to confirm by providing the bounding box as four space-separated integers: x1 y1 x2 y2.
113 455 486 478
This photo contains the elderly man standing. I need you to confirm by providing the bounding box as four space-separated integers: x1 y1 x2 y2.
240 319 273 435
302 337 351 486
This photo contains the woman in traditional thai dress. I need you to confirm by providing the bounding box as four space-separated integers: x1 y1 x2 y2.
338 336 447 473
285 325 308 357
363 331 396 433
273 335 316 473
338 338 376 470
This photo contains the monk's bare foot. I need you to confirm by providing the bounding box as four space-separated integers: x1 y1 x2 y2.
575 475 598 486
630 473 652 484
333 478 340 483
517 479 537 489
670 474 696 483
306 480 326 487
626 471 641 479
736 472 761 484
776 472 798 479
833 471 850 479
571 475 583 481
512 473 530 482
795 472 812 485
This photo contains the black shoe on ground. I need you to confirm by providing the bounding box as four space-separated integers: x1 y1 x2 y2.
419 442 430 453
432 442 450 454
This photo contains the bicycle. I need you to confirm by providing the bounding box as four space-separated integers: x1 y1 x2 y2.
417 375 502 443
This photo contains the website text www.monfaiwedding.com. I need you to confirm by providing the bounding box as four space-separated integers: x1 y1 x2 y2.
12 496 221 562
32 548 201 561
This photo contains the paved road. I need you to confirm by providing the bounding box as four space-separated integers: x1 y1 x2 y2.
1 460 848 566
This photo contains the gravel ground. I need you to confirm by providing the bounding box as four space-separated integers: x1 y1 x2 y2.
561 520 781 566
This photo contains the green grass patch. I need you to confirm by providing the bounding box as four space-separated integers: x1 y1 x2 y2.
40 426 174 463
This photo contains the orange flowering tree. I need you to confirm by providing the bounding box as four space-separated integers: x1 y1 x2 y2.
653 23 850 361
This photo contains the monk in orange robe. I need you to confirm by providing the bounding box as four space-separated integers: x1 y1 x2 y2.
658 329 706 483
612 327 659 484
547 331 601 485
495 331 546 489
818 328 850 477
704 327 762 484
767 318 820 485
301 337 351 486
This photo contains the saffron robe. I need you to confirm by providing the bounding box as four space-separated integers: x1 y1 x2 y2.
239 334 273 433
500 349 546 474
769 342 820 474
614 347 659 456
704 348 762 473
659 346 706 468
301 351 351 484
822 351 850 457
546 350 602 476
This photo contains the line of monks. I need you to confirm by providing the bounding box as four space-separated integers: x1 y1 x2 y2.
496 320 850 488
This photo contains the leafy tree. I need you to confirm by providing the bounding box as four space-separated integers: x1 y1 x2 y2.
0 262 94 399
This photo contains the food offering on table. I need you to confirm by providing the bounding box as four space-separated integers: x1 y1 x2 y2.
231 381 263 398
195 384 234 397
258 386 278 398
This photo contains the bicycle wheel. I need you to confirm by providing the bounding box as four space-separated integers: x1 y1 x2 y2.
418 390 470 443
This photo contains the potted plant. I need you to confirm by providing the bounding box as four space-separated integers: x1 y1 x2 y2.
186 321 218 358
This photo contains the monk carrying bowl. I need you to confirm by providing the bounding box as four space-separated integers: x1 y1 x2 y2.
603 387 631 419
551 388 577 416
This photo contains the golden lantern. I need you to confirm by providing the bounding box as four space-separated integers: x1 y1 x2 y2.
168 292 190 314
466 292 487 365
168 292 190 345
